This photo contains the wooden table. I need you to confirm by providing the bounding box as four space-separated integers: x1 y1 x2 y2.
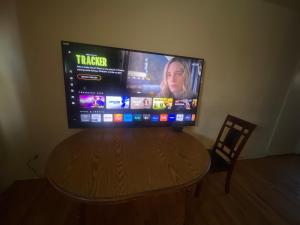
46 127 210 224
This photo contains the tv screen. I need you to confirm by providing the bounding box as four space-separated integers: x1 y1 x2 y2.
61 41 204 128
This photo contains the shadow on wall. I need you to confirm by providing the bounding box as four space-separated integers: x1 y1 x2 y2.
268 59 300 155
264 0 300 12
0 0 35 192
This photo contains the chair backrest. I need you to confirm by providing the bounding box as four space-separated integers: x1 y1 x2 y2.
212 115 256 165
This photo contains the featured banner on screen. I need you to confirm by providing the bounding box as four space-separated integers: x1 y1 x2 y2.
130 97 152 109
126 52 202 99
152 98 173 110
79 95 105 109
106 96 130 109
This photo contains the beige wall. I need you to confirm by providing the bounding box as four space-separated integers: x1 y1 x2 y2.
183 0 300 158
1 0 300 191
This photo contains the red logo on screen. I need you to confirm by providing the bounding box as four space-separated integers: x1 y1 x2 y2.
114 114 123 122
192 114 196 121
160 114 168 122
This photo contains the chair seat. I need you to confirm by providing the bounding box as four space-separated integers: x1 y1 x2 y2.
208 150 230 172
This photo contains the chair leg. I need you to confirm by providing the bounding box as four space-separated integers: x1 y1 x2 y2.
194 180 203 198
225 170 233 194
184 186 195 225
80 203 86 225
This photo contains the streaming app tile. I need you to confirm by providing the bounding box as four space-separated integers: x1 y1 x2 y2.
133 114 142 121
79 95 105 109
174 99 192 110
152 98 173 110
103 114 113 122
176 114 184 122
130 97 152 109
91 114 102 122
192 114 196 121
151 114 159 122
160 114 168 122
124 113 133 122
168 114 176 122
106 96 130 109
192 99 198 108
114 114 123 122
143 114 151 121
174 99 198 110
184 114 192 121
80 114 90 122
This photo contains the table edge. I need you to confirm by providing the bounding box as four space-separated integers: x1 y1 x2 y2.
46 157 210 204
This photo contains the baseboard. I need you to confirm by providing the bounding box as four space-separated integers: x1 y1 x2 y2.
239 152 298 160
239 153 267 160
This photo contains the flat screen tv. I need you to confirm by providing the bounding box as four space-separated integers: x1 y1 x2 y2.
61 41 204 128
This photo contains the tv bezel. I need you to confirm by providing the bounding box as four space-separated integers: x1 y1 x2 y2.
61 40 204 128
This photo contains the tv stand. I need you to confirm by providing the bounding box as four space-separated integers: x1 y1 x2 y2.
172 124 184 132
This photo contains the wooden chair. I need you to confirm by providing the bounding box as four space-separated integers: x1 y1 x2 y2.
196 114 256 195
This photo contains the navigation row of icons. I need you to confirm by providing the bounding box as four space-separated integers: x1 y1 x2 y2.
68 71 75 103
80 113 196 123
76 95 197 111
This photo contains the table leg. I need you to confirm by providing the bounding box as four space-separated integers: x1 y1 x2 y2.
194 180 203 198
80 203 86 225
183 185 195 225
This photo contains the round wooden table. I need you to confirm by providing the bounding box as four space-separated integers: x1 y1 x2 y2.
46 127 210 224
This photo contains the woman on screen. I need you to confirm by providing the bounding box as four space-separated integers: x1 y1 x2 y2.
158 57 194 99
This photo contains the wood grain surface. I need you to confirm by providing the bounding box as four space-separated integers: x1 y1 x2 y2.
3 155 300 225
46 127 210 203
